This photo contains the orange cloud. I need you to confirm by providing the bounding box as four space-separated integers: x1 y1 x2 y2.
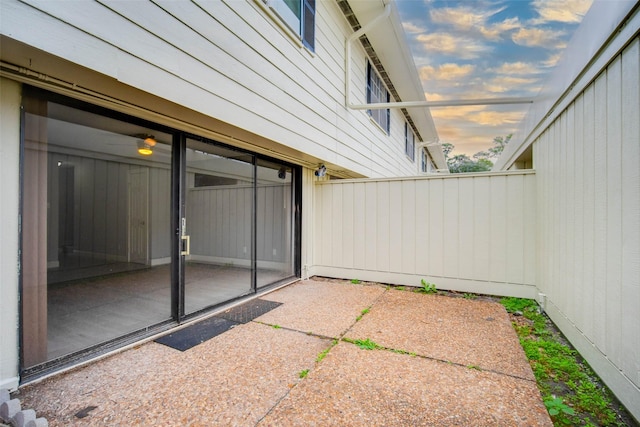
532 0 593 24
416 33 490 59
419 63 475 81
512 27 566 48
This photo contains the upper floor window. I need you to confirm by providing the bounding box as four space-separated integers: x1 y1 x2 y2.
267 0 316 50
366 61 390 134
405 123 415 161
421 148 433 173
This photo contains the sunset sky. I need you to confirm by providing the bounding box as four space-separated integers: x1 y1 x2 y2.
396 0 593 156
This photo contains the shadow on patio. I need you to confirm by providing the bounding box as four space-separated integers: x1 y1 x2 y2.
12 278 551 426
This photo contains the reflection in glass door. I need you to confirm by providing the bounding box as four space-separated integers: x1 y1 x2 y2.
21 93 173 371
256 160 295 288
183 140 254 315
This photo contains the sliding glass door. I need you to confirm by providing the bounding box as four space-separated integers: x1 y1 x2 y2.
183 139 254 315
20 88 300 376
21 92 173 370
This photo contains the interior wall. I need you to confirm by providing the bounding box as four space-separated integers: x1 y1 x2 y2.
186 183 290 268
0 78 21 390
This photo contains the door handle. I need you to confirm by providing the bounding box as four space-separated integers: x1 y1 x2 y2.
181 235 190 256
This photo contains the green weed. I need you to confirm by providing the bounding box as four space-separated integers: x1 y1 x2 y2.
298 369 309 378
316 340 338 363
503 297 628 426
416 279 437 294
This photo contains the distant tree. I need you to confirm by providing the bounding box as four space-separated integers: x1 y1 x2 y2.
444 134 511 174
473 134 512 162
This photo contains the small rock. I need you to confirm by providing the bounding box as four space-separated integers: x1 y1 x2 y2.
12 409 36 427
514 310 523 316
0 399 21 423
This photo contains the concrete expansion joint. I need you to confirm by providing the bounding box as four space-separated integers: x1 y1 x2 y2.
0 389 48 427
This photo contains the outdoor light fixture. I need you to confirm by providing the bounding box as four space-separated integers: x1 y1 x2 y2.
314 164 327 177
137 135 157 156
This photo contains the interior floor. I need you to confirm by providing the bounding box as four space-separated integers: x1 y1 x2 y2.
47 262 289 361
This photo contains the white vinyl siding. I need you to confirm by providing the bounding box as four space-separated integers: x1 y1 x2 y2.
1 0 418 178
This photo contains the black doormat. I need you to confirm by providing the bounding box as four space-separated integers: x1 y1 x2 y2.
216 298 282 324
155 316 238 351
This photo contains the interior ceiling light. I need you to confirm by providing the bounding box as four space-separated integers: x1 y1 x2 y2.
137 135 156 156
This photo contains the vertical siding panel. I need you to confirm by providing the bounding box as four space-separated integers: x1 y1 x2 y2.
428 179 444 277
353 182 366 270
117 164 128 257
216 189 224 257
523 174 536 285
473 176 491 281
313 184 323 265
414 180 429 275
572 95 585 333
489 176 507 283
223 189 232 258
320 184 333 266
606 55 623 366
555 117 565 312
593 73 608 352
331 184 344 267
582 83 596 340
506 174 524 284
401 180 416 274
620 39 640 380
364 182 377 271
458 177 475 279
106 162 119 258
565 107 576 322
376 181 390 272
389 181 403 272
342 183 354 269
94 161 107 258
442 178 459 278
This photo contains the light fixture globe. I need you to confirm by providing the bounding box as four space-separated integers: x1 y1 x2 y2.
137 135 157 156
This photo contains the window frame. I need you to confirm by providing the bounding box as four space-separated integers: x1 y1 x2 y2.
421 148 429 173
405 122 415 161
366 61 391 134
265 0 315 51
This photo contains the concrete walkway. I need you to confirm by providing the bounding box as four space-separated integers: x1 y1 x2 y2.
15 279 552 426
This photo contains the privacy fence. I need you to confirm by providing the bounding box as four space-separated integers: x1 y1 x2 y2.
311 171 536 298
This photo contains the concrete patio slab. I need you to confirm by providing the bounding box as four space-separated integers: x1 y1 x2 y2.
345 288 535 380
14 279 551 426
257 279 386 338
17 322 330 426
259 341 551 427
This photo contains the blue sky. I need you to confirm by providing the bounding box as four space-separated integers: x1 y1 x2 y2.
396 0 593 156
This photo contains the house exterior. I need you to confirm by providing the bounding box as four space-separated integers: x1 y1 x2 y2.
0 0 445 389
310 0 639 421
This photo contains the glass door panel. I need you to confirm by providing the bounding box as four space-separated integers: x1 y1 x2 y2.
183 139 253 314
256 159 295 288
21 97 173 369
